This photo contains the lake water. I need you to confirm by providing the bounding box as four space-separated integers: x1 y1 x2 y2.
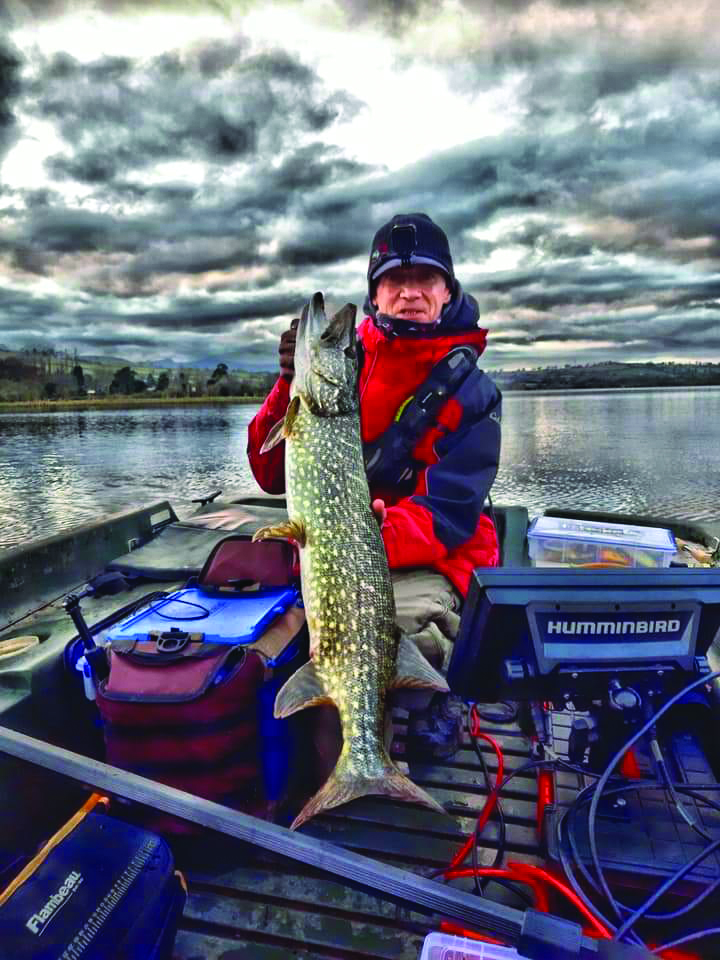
1 387 720 550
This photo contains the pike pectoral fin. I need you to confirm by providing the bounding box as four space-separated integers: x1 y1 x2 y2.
252 517 306 547
390 634 450 692
259 396 301 453
274 660 334 719
259 418 285 454
290 754 446 830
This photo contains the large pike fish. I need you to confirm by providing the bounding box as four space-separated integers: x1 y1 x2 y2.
254 292 449 830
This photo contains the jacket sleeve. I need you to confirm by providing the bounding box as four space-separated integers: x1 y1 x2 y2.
246 375 291 494
381 373 501 568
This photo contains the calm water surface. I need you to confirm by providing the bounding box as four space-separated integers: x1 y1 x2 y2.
1 387 719 550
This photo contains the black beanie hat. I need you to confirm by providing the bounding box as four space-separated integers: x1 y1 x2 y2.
367 213 455 293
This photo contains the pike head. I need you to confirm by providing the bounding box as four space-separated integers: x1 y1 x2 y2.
292 292 358 417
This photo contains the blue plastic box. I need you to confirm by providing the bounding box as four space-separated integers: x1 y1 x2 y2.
105 585 298 647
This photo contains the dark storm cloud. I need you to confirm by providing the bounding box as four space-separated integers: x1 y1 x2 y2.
519 43 706 120
4 0 720 368
20 41 362 189
476 257 720 315
3 35 368 287
131 291 305 328
0 281 303 362
0 40 21 156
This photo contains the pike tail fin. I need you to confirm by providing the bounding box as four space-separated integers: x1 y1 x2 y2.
291 753 445 830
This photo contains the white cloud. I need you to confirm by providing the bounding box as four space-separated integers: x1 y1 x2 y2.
10 10 229 62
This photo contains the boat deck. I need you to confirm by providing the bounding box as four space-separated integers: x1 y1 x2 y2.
4 501 720 958
173 712 541 960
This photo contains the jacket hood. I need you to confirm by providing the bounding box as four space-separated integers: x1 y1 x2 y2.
362 279 482 339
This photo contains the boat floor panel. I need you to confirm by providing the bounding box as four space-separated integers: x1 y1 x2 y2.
171 714 539 960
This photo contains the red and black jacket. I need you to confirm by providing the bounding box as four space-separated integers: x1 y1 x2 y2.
247 286 501 597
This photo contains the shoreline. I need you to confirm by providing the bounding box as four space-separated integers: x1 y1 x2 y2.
0 395 265 413
1 382 720 414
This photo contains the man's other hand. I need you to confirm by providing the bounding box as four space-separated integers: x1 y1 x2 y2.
372 499 387 527
279 317 299 382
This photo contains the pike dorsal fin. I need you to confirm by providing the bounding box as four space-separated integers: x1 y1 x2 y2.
390 634 450 692
274 659 335 719
259 395 301 453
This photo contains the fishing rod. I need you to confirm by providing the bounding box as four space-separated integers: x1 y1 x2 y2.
0 725 652 960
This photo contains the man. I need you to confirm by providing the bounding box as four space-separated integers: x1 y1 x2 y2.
247 213 501 757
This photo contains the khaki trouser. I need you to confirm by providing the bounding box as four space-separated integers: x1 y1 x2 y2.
392 569 462 673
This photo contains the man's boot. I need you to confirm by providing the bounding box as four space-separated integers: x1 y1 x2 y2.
405 692 465 761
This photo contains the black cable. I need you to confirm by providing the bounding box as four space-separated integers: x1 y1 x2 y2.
587 669 720 928
557 799 620 938
427 717 533 909
560 781 720 930
430 709 508 893
653 736 713 843
126 590 168 618
614 837 720 942
123 592 210 623
427 865 534 908
470 713 506 894
144 596 211 621
486 878 534 909
648 873 720 922
559 781 656 947
651 926 720 954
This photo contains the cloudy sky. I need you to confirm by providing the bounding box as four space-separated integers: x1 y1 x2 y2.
2 0 720 373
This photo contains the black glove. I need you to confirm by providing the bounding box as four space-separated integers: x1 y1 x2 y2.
279 317 299 382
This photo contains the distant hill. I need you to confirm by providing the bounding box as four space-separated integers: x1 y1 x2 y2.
487 360 720 391
77 353 137 367
4 348 720 398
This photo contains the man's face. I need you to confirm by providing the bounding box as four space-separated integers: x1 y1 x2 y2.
373 265 451 325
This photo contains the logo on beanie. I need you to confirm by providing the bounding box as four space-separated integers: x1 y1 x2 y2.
370 243 389 263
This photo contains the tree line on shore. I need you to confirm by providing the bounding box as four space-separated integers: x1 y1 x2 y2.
2 347 720 403
0 349 276 402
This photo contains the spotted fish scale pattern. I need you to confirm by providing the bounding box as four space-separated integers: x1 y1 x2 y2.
287 396 395 775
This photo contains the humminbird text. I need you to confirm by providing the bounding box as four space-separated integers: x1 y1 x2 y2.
547 619 681 635
26 871 84 934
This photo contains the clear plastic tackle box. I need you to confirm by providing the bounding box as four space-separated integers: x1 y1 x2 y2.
527 516 677 569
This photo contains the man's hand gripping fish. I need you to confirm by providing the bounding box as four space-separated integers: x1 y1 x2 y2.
254 292 449 830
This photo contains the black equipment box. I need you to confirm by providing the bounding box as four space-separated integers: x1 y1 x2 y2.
0 804 186 959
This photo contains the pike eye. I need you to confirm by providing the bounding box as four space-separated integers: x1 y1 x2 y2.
344 344 356 359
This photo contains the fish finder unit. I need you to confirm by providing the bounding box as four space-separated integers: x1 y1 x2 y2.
448 567 720 704
450 567 720 909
